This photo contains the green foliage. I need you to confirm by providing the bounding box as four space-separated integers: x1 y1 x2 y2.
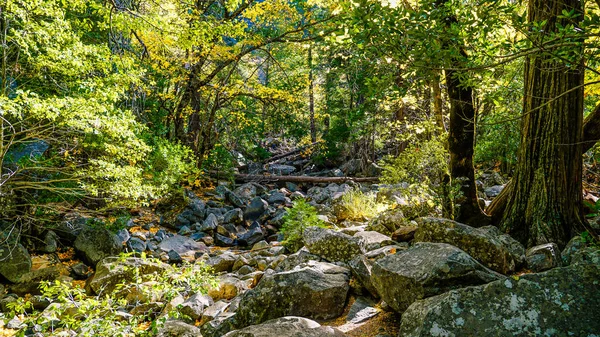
147 139 198 195
280 199 327 252
7 253 217 337
334 189 389 221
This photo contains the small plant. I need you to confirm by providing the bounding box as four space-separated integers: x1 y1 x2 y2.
334 189 389 221
6 253 217 337
280 199 327 252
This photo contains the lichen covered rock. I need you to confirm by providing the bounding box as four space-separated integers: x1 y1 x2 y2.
223 316 346 337
371 242 503 313
414 217 525 274
235 261 350 328
303 227 363 262
399 264 600 336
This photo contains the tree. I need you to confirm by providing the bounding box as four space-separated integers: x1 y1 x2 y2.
498 0 585 248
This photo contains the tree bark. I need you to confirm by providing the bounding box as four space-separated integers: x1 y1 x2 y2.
498 0 585 248
309 43 316 143
435 0 487 226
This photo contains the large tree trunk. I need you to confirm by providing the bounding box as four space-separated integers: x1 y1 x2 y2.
583 102 600 153
498 0 585 248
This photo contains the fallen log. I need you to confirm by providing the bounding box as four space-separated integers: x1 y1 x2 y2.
238 142 320 171
226 173 379 184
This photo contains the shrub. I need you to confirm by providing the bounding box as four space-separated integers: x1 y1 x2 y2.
5 253 217 337
334 189 389 221
280 199 327 252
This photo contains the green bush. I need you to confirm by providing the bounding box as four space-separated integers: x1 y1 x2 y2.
334 189 389 221
5 253 216 337
280 199 328 252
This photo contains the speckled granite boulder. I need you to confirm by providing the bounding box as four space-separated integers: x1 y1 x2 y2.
414 217 525 274
303 227 363 262
371 242 503 313
223 316 346 337
235 261 350 327
399 264 600 336
365 208 407 236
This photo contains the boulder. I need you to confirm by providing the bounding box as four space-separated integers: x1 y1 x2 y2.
207 252 237 273
127 237 147 253
41 230 58 253
236 262 350 327
208 276 245 301
179 293 214 321
399 264 600 337
223 316 346 337
365 208 406 236
158 235 208 256
371 242 504 313
73 226 122 267
200 312 238 337
245 197 269 222
275 247 322 272
156 320 202 337
484 185 504 198
268 164 296 175
224 208 244 225
392 225 418 242
88 257 172 295
303 227 363 262
0 242 32 283
197 213 219 232
562 236 586 265
414 217 525 274
525 243 562 272
353 231 394 251
237 223 265 247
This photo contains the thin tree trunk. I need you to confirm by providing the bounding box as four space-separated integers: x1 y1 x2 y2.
498 0 585 248
435 0 486 226
432 77 445 132
309 44 316 143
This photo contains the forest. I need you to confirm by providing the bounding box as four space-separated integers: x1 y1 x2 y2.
1 0 600 336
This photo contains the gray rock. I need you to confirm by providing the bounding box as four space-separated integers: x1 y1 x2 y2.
208 276 245 301
198 213 219 232
223 316 346 337
156 320 202 337
354 231 394 251
116 229 131 244
226 191 246 208
168 250 182 264
275 247 322 272
371 242 504 313
73 226 122 267
158 235 208 256
562 235 586 265
525 243 562 272
41 231 58 253
399 264 600 337
365 208 406 236
0 242 32 283
303 227 364 262
484 185 504 198
201 312 238 337
179 293 214 321
70 262 91 280
127 237 147 253
238 223 265 247
236 262 350 327
348 255 379 298
178 226 193 235
215 233 236 247
414 217 525 274
345 297 380 324
207 252 237 273
88 257 172 294
268 164 296 175
267 192 287 205
224 208 244 224
245 197 269 222
200 300 230 326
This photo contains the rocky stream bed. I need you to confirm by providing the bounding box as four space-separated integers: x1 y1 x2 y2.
1 178 600 337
